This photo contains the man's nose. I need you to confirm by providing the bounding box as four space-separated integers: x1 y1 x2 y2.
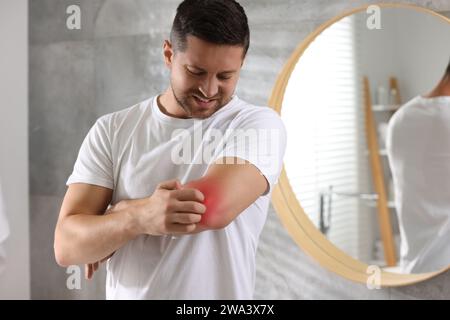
198 76 219 99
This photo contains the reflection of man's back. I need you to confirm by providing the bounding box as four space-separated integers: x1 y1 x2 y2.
387 95 450 273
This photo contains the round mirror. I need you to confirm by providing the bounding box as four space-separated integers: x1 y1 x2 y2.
270 3 450 286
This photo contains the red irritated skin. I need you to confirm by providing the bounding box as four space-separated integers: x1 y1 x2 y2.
182 178 224 229
180 158 268 233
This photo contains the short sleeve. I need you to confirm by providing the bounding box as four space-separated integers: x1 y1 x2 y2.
213 108 287 195
66 116 114 189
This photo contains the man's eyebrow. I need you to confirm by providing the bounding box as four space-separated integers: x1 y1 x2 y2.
186 64 237 74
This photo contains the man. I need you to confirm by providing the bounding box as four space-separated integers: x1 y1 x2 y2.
54 0 286 299
387 58 450 273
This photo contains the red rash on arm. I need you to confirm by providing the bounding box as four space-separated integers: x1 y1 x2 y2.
182 178 223 228
181 158 268 232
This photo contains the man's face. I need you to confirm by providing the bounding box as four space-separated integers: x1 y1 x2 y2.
164 35 244 119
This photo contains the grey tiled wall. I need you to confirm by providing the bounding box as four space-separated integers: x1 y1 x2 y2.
29 0 450 299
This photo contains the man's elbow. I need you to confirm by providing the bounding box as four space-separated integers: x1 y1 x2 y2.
199 207 234 230
53 224 72 267
54 249 70 268
183 178 235 231
54 243 70 267
200 217 225 231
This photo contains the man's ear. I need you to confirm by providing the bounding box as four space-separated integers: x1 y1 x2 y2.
240 52 246 67
163 40 174 68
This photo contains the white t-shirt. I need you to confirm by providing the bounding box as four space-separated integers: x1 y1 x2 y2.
0 180 9 274
67 95 286 299
387 95 450 273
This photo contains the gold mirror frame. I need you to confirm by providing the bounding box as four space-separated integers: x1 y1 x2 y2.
269 3 450 287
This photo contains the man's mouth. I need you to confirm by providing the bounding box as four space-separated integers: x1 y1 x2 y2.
193 95 216 108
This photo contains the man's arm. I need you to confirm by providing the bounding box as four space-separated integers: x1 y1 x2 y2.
54 180 206 267
82 156 268 279
57 156 267 269
184 157 268 232
54 184 134 266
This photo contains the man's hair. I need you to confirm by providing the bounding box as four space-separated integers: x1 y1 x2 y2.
170 0 250 57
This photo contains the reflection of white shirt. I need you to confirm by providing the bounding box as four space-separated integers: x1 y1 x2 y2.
387 95 450 273
0 180 9 274
67 95 286 299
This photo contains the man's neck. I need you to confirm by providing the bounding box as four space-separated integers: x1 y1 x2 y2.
157 89 191 119
424 75 450 98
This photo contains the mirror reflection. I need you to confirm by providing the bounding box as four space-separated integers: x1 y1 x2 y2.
282 7 450 273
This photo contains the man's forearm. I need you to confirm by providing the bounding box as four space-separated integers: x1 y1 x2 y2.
54 204 140 266
55 178 214 267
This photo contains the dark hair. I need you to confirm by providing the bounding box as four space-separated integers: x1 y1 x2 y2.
170 0 250 57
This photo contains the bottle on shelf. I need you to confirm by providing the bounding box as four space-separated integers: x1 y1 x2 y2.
389 88 399 106
377 86 387 105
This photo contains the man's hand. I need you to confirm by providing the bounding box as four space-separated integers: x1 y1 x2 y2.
83 161 266 279
85 251 114 280
84 178 206 279
132 179 206 235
